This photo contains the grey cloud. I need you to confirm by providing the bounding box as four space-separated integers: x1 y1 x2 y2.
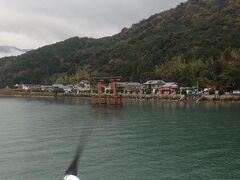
0 0 186 49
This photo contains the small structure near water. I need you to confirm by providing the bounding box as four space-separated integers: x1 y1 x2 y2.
92 76 123 106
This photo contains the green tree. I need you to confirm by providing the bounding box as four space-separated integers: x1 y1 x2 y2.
221 60 240 90
71 65 91 83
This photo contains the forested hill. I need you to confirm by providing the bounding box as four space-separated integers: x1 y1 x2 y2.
0 0 240 88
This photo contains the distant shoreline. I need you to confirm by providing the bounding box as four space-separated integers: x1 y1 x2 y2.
0 89 240 102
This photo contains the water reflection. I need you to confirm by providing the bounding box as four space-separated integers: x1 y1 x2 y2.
0 98 240 180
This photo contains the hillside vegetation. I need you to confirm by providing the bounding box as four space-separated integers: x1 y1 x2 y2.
0 0 240 89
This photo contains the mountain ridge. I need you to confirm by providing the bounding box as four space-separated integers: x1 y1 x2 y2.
0 0 240 88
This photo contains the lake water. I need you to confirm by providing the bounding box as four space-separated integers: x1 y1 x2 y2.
0 97 240 180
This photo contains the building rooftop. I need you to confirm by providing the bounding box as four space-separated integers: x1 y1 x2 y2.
144 80 165 85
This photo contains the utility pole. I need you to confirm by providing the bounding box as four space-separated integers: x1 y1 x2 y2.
197 81 199 93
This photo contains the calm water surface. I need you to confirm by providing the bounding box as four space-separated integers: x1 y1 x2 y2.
0 97 240 180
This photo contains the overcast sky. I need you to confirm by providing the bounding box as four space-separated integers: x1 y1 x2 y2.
0 0 186 49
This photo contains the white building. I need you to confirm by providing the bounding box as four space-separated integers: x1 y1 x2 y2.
74 80 91 94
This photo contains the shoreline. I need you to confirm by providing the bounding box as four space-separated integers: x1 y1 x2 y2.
0 90 240 102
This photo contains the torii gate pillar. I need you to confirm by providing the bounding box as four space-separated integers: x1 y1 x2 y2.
97 80 102 98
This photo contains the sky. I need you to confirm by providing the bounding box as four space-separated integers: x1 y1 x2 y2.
0 0 186 49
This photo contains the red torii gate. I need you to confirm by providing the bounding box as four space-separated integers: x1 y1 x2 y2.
92 76 123 105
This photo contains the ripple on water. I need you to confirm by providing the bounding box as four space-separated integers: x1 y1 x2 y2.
0 98 240 180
